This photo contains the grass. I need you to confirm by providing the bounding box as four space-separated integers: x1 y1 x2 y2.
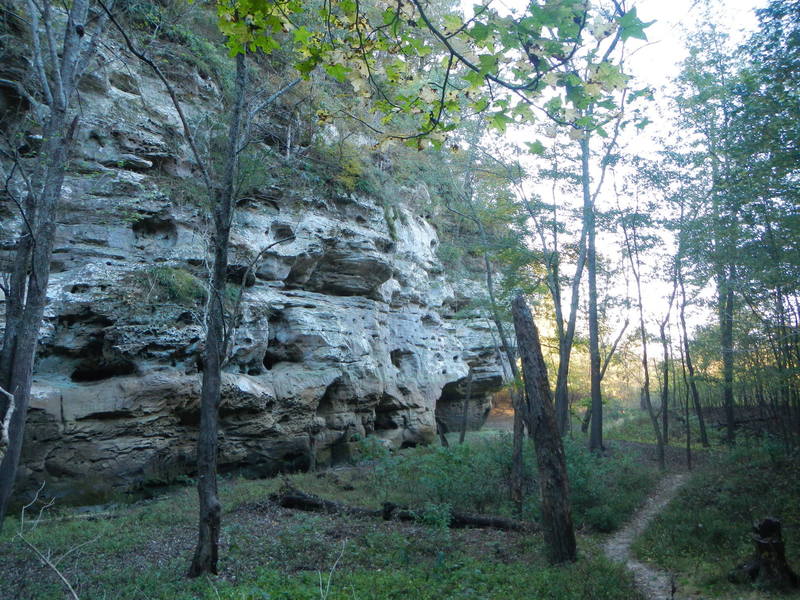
149 266 207 304
631 437 800 598
359 433 658 532
0 433 657 600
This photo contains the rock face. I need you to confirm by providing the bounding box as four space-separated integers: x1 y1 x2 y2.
0 36 507 502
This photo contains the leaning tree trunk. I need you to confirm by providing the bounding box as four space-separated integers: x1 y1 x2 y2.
187 52 247 578
511 295 576 564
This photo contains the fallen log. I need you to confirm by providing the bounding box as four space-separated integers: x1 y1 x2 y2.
269 485 536 532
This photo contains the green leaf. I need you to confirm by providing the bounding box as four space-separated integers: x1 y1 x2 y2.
477 53 499 75
618 8 654 41
489 111 514 132
293 26 312 44
443 14 463 33
468 22 490 42
470 98 489 112
324 63 350 82
464 70 485 89
526 140 546 155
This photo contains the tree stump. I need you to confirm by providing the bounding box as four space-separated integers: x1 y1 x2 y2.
729 518 799 590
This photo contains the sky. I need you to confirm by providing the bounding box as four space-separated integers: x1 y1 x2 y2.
630 0 765 92
484 0 769 337
618 0 766 329
628 0 766 152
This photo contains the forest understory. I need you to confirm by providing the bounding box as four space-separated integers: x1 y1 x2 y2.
1 410 798 600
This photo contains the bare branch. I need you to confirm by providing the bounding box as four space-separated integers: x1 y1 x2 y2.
25 0 54 106
600 318 629 380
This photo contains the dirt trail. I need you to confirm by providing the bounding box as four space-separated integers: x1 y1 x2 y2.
604 473 688 600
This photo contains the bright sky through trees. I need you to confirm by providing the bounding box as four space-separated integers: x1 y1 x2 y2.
464 0 768 333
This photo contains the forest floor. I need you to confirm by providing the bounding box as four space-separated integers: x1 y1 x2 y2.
1 411 797 599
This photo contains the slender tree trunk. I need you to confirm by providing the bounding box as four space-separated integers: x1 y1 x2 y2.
436 418 450 447
678 329 692 470
636 307 665 469
0 0 97 526
470 223 526 505
459 374 473 444
678 272 709 447
719 268 736 445
554 244 587 435
511 295 576 564
581 137 603 453
187 52 247 578
621 216 665 469
660 323 669 445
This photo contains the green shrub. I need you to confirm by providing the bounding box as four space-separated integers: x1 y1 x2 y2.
563 437 658 532
149 266 206 304
365 433 656 531
368 436 530 515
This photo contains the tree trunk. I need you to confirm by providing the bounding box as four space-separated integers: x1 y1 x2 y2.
621 213 665 469
459 374 473 444
660 322 670 446
0 0 96 526
678 271 709 447
436 418 450 447
187 52 247 578
553 236 588 435
637 311 666 470
511 295 576 564
271 484 535 532
729 518 799 591
581 137 603 453
580 405 592 434
510 390 525 515
719 269 736 445
678 329 692 470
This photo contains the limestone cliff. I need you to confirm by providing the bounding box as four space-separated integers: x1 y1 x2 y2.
0 22 507 502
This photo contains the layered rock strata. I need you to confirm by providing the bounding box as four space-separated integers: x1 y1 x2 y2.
0 36 507 502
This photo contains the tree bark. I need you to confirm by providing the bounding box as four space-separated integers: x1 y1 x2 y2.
187 52 247 578
660 321 670 446
719 268 736 445
729 518 799 590
678 270 709 447
582 137 603 453
0 0 101 527
459 373 473 444
511 295 576 564
678 332 692 470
